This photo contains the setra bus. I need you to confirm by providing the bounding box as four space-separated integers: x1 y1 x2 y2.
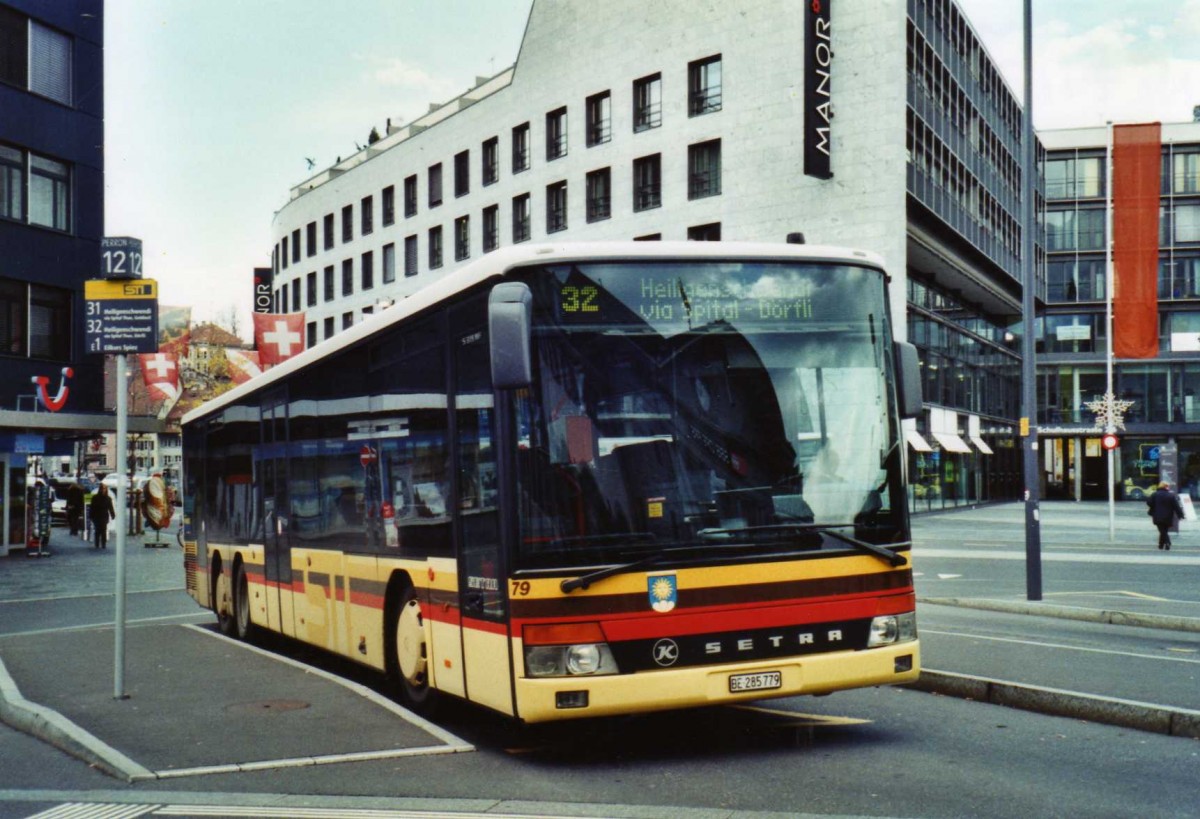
181 241 923 723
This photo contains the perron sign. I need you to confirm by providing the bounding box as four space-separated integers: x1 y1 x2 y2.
804 0 833 180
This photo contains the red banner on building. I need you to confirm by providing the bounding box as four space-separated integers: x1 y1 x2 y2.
253 312 306 368
226 349 262 385
1112 122 1162 359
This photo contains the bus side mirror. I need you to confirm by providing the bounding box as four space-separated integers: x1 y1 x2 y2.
896 341 923 419
489 281 533 389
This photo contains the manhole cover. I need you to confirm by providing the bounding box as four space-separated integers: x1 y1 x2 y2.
224 699 310 714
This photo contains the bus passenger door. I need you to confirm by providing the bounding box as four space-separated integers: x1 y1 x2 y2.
261 395 295 638
453 310 512 715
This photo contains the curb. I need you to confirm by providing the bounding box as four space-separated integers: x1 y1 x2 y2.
919 597 1200 633
0 656 152 782
908 669 1200 739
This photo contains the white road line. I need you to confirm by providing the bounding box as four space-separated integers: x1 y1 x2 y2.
922 628 1200 664
22 804 160 819
915 547 1200 565
0 587 185 606
0 613 211 639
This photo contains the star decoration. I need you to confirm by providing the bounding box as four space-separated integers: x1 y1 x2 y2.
1084 392 1135 431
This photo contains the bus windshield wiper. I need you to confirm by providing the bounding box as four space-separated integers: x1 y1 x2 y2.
560 548 674 594
821 528 908 567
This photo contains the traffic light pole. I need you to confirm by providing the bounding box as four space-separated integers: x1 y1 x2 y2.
1020 0 1042 600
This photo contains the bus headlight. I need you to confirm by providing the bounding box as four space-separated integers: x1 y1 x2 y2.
524 644 618 677
867 612 918 647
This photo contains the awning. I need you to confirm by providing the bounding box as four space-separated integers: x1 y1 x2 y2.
905 429 933 452
969 435 994 455
932 431 972 454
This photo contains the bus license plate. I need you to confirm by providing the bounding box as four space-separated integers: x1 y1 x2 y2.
729 671 782 693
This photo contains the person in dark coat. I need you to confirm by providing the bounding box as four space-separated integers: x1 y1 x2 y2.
89 483 116 550
1146 481 1185 551
65 482 85 536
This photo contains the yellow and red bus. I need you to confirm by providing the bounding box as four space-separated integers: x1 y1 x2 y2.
182 241 922 723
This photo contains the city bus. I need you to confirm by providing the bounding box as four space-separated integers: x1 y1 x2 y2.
181 241 923 723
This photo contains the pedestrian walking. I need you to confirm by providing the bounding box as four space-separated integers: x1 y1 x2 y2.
89 483 116 550
1146 481 1184 550
65 482 85 537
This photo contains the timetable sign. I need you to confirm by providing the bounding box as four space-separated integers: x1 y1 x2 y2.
84 278 159 354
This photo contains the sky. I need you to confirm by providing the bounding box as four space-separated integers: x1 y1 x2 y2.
103 1 1200 340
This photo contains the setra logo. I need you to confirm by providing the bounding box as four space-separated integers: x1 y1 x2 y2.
651 638 680 667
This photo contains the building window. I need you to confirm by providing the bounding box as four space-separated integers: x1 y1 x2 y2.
361 251 374 290
342 312 354 330
28 284 69 360
428 163 443 208
1174 152 1200 195
586 91 611 147
342 205 353 242
1045 156 1103 199
0 10 73 105
404 174 418 217
382 185 395 226
307 321 317 349
429 225 444 269
688 54 722 116
482 137 499 186
546 107 567 161
281 236 288 269
634 233 662 241
342 259 353 296
455 216 470 261
291 229 301 263
28 153 69 230
454 150 470 197
586 168 611 222
323 213 334 249
483 204 499 252
0 144 24 221
633 73 662 132
324 316 334 340
512 122 530 172
382 242 396 284
323 265 334 301
512 193 531 243
546 181 568 233
1175 204 1200 243
405 235 418 276
306 221 317 256
291 278 301 311
280 282 288 311
361 195 374 235
687 222 721 241
688 139 722 199
633 154 662 211
306 271 317 307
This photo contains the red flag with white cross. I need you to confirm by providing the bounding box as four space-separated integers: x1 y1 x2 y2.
138 352 180 401
254 312 306 368
226 349 262 385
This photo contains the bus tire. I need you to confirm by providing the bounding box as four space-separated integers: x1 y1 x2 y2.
234 561 255 642
214 561 235 636
387 583 438 714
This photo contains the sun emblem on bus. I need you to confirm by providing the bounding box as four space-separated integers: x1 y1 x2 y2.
648 574 677 613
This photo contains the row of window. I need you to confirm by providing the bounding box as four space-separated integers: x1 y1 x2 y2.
0 5 72 106
1038 308 1200 356
0 142 70 231
1045 152 1200 200
275 144 724 316
275 54 723 274
1038 362 1200 425
1046 202 1200 252
0 277 70 360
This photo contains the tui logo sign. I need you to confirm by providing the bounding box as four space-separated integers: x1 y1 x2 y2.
32 367 73 412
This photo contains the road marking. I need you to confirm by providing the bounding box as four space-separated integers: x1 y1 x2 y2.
733 704 872 725
0 612 211 639
1045 590 1171 602
915 547 1200 566
0 587 185 606
24 804 161 819
936 573 962 579
922 628 1200 665
27 806 588 819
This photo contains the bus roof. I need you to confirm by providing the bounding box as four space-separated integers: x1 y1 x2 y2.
182 241 887 427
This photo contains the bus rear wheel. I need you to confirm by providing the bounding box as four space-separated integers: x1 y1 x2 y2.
388 584 438 713
214 565 235 636
234 562 255 641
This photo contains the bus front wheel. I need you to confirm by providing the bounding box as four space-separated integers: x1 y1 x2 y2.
388 584 438 713
234 562 255 641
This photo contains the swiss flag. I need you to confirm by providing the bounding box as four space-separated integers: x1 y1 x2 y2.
226 349 262 385
254 312 306 368
138 352 180 401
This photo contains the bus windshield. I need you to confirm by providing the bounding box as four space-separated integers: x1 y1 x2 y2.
512 260 905 570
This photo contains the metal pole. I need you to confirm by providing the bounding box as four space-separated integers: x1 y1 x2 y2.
1105 121 1116 542
1020 0 1042 600
114 353 129 700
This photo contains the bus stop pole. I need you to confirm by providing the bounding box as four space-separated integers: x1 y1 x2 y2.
114 353 129 700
